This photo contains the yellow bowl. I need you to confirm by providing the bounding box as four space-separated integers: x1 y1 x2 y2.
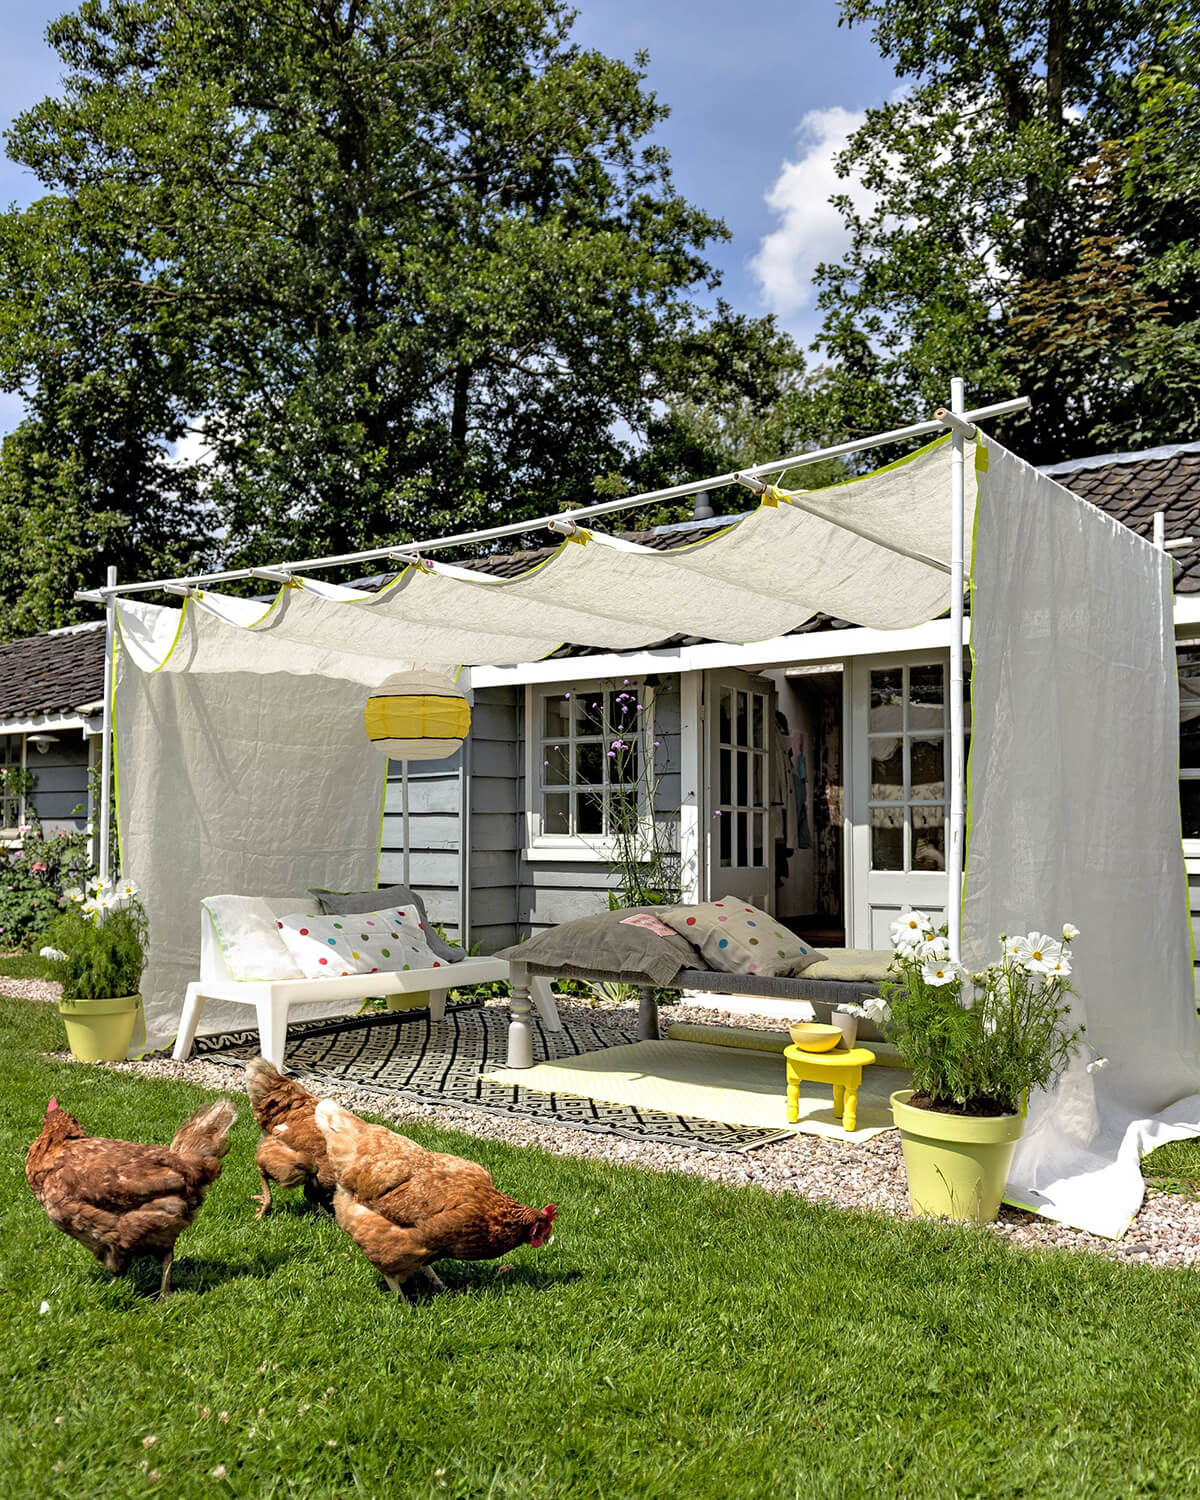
789 1023 842 1053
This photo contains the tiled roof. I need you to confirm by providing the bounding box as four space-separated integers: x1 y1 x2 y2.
1043 445 1200 593
0 623 106 722
7 443 1200 717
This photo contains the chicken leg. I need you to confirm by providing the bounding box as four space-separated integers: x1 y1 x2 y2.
158 1249 174 1300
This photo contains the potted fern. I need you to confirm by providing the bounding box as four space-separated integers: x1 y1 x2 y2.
869 912 1086 1223
41 878 147 1061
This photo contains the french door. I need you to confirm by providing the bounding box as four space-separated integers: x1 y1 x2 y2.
704 670 776 910
849 654 965 947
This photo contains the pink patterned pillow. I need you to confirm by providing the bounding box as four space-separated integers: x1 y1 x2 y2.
276 904 443 979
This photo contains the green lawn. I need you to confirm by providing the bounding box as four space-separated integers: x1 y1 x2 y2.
3 998 1200 1499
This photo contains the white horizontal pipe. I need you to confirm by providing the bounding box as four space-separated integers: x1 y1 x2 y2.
75 395 1029 603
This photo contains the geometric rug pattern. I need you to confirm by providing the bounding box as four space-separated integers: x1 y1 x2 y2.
193 1002 794 1153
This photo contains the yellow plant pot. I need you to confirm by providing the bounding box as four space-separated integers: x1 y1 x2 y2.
890 1088 1024 1224
58 994 141 1062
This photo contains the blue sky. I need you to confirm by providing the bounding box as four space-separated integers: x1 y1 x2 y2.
0 0 899 437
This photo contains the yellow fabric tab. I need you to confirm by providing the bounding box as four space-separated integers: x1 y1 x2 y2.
563 528 590 546
974 439 989 473
760 485 781 508
364 694 471 742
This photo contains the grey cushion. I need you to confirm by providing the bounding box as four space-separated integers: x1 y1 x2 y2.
496 907 702 988
308 884 464 964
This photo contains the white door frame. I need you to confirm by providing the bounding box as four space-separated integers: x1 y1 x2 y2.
701 668 777 910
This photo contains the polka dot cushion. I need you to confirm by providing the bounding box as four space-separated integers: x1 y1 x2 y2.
659 899 824 977
277 904 442 980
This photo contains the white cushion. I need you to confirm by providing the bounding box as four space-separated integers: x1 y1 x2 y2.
276 905 443 980
201 895 305 981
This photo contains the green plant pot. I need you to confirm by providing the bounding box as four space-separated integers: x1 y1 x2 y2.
58 994 141 1062
890 1088 1024 1224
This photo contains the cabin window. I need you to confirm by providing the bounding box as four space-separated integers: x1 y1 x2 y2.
528 680 655 854
1179 648 1200 846
0 734 26 832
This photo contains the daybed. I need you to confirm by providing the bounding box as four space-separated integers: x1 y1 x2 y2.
172 890 560 1067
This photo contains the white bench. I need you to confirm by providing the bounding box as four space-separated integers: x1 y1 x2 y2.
172 901 560 1068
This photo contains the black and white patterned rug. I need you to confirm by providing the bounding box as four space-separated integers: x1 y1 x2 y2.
193 1003 791 1153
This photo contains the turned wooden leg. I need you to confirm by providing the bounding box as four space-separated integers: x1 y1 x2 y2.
787 1078 800 1124
833 1082 846 1119
844 1081 859 1134
506 974 534 1069
637 987 660 1042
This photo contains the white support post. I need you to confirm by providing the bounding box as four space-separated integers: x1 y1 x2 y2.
401 760 410 887
1153 511 1166 551
678 671 703 903
947 379 967 963
98 564 117 882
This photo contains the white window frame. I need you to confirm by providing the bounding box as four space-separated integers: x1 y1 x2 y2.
524 678 657 861
1178 642 1200 863
0 733 28 835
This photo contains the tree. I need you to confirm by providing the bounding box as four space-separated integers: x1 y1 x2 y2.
813 0 1200 462
0 0 744 631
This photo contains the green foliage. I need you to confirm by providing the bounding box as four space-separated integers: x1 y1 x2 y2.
41 900 147 1001
0 0 793 636
0 813 94 950
880 929 1085 1114
813 0 1200 462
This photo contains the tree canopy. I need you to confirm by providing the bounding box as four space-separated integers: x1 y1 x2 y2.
814 0 1200 461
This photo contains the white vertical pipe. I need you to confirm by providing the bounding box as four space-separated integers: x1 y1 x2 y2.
1153 511 1166 551
401 760 410 887
947 378 967 963
98 564 116 882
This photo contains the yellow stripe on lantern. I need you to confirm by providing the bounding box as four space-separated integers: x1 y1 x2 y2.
364 693 472 744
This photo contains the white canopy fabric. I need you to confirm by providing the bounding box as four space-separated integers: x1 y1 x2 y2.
111 430 1200 1235
966 442 1200 1237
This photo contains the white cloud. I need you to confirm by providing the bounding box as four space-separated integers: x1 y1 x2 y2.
751 105 873 330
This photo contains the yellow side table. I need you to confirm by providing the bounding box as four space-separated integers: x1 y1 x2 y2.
784 1044 876 1133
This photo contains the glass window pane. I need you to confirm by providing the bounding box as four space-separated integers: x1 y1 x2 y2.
577 791 604 834
736 750 748 806
578 693 605 734
871 806 903 870
719 746 731 806
544 794 570 834
736 692 749 749
752 813 764 867
737 812 748 867
1182 781 1200 839
543 695 572 739
751 753 763 807
719 810 731 866
910 737 945 801
870 669 903 732
576 741 603 785
912 805 946 869
752 694 765 749
1181 651 1200 769
910 664 944 705
719 689 732 744
870 738 904 800
609 784 638 836
543 743 570 786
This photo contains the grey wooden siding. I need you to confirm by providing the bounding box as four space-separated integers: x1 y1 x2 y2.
26 734 90 833
517 678 682 935
1188 872 1200 1000
378 688 520 952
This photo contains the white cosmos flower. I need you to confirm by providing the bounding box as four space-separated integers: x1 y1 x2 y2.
64 887 85 905
1061 923 1080 941
922 959 965 987
1086 1056 1110 1074
86 876 104 894
39 946 67 962
890 911 933 948
845 996 892 1027
917 935 949 963
1011 933 1063 974
1045 954 1072 979
118 879 139 899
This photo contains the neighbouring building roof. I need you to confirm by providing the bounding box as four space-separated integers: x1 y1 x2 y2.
6 441 1200 717
0 622 106 723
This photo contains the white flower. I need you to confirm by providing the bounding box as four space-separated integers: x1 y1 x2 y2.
118 879 139 899
39 947 67 963
81 898 98 916
916 935 949 963
890 910 933 948
64 886 85 905
86 876 104 894
1086 1056 1110 1074
846 996 892 1028
1045 954 1072 979
1061 923 1080 941
922 959 965 987
1011 933 1063 974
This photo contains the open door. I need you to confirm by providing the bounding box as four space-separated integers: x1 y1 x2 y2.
704 670 776 909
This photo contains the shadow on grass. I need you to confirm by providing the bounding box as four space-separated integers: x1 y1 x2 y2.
90 1247 304 1299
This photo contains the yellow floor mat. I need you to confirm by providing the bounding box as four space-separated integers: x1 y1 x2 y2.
482 1039 905 1142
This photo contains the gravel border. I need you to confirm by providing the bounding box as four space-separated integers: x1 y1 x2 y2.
13 981 1199 1269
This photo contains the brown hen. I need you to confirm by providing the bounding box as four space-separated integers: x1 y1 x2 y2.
25 1097 237 1297
313 1099 557 1298
245 1057 335 1218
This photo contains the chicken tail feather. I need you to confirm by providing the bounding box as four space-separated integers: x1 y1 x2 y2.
170 1099 238 1159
